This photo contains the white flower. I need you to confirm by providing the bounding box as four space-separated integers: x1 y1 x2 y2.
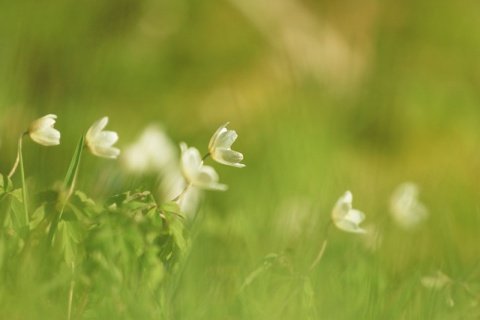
85 117 120 159
28 114 60 146
390 182 428 230
122 125 177 173
208 122 245 168
332 191 367 234
180 142 227 191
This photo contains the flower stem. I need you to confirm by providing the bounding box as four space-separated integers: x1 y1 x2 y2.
67 261 75 320
171 183 192 202
308 239 328 273
202 152 210 161
308 220 332 272
8 133 27 179
11 133 30 227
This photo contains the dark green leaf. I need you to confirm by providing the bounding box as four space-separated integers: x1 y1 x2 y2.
63 135 85 190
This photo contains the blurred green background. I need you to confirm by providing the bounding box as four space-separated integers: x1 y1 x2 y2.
1 0 480 318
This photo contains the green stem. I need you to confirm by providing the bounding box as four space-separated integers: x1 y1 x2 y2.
171 152 210 202
67 261 75 320
171 183 192 202
17 134 29 227
7 133 26 179
308 220 332 272
202 152 210 161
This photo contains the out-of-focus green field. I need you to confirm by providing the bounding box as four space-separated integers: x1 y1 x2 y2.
1 0 480 319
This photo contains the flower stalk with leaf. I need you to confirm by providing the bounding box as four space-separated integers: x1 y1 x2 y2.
47 116 120 248
310 191 367 271
8 114 61 227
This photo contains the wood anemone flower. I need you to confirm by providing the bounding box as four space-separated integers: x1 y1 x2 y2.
85 116 120 159
332 191 367 234
28 114 60 146
208 122 245 168
180 142 227 191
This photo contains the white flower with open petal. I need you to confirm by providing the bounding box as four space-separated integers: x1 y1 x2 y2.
85 117 120 159
180 142 227 191
332 191 367 234
208 122 245 168
28 114 60 146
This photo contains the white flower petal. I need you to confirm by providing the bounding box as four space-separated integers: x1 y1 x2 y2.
96 131 119 146
208 122 229 150
196 166 228 191
335 219 367 233
86 117 108 142
91 146 121 159
332 191 352 222
212 149 245 168
346 209 365 225
180 145 202 183
215 130 238 149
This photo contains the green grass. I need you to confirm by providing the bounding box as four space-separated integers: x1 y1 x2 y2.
1 1 480 319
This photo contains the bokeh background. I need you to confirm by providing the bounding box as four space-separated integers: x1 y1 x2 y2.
1 0 480 318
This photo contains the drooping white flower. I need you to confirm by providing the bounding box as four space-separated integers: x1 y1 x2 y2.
180 142 227 191
85 117 120 159
122 125 177 173
332 191 367 234
28 114 60 146
389 182 428 230
208 122 245 168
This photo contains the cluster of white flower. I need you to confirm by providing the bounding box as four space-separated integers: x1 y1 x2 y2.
20 115 245 203
26 114 120 158
176 122 245 200
20 114 430 237
330 181 428 235
8 114 121 180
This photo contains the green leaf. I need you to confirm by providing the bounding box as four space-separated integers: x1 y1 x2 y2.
54 220 83 265
104 192 128 208
29 205 46 230
63 135 85 190
69 190 101 219
0 174 9 193
0 189 25 231
160 201 183 219
160 202 189 257
0 174 13 197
